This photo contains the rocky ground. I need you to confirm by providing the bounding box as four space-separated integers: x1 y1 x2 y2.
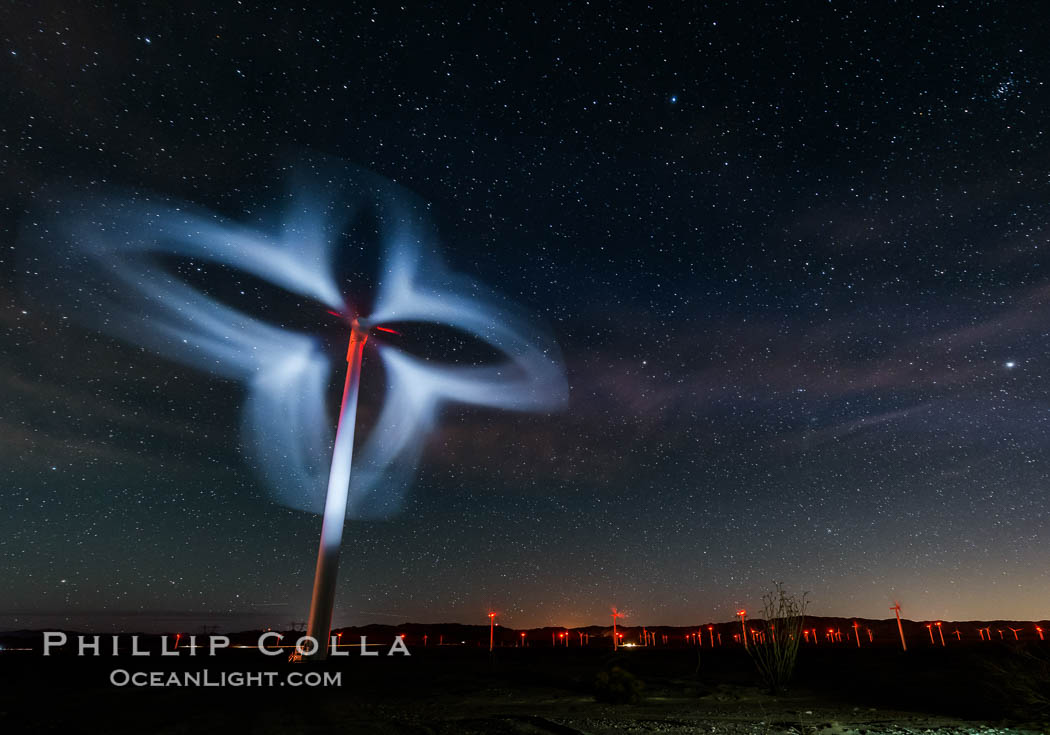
336 681 1044 735
2 643 1047 733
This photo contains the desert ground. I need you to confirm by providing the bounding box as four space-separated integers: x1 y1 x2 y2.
1 633 1048 734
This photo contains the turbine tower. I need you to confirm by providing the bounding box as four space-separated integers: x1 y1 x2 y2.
305 318 370 659
305 317 399 659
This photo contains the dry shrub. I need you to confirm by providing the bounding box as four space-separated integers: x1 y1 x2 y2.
746 582 808 694
594 666 645 704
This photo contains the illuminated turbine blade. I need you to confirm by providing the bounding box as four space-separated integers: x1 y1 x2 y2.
20 156 568 520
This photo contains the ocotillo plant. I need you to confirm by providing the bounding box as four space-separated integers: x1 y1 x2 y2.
746 582 809 694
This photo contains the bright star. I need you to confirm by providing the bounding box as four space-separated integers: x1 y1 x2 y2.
1004 361 1016 369
669 95 678 104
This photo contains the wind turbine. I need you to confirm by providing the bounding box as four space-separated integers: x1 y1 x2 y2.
22 157 569 663
891 602 907 651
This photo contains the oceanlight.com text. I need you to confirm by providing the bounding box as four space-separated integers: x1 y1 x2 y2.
109 669 342 688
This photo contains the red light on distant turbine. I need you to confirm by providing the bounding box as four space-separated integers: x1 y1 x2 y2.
374 326 401 335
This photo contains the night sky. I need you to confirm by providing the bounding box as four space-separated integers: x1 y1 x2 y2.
3 3 1049 633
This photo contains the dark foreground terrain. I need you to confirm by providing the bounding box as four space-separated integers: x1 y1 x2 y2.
1 643 1048 734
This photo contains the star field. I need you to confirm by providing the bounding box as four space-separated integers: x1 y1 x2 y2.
1 3 1049 632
